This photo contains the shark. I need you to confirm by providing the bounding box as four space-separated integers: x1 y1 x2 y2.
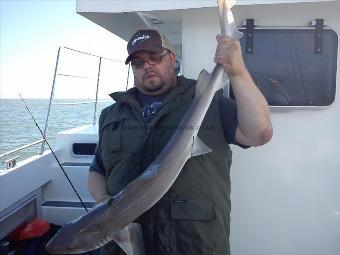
46 0 242 254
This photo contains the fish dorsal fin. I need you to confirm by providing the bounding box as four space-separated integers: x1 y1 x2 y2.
191 136 212 157
112 223 145 255
195 69 212 97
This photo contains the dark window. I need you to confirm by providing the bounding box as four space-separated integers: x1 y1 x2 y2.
72 143 97 155
231 28 338 106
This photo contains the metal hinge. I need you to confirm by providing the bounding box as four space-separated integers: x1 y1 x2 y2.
310 19 324 54
242 19 255 54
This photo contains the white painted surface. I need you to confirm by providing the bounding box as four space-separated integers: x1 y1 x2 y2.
0 152 53 211
77 0 337 13
43 164 94 203
43 124 97 204
54 124 98 164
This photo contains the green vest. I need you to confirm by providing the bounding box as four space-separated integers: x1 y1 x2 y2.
97 76 232 255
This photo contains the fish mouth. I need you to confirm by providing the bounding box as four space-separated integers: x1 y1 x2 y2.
46 241 83 255
45 226 103 254
45 242 68 254
46 232 75 254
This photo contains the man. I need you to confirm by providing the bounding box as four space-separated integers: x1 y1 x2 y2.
88 29 272 255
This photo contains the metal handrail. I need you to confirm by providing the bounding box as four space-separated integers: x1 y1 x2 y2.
40 47 61 154
39 46 130 154
0 139 45 159
63 46 120 62
53 99 111 106
1 47 130 168
93 57 102 125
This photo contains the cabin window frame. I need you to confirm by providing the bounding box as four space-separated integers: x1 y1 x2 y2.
71 142 97 157
226 26 339 108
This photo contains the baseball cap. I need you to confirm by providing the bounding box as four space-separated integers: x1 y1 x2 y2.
125 29 174 64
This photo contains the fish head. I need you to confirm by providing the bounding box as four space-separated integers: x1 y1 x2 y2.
46 220 102 254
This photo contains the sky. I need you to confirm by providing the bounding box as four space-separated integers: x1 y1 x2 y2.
0 0 131 99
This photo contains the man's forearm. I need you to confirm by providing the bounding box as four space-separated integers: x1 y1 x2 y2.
88 171 111 203
214 35 272 146
230 70 273 146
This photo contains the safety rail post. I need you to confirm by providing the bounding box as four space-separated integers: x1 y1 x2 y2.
126 63 131 91
93 57 102 125
40 47 61 154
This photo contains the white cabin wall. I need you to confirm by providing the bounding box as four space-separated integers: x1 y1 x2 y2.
181 7 219 79
182 2 340 255
182 1 340 78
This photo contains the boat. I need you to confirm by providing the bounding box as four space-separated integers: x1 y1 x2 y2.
1 0 339 254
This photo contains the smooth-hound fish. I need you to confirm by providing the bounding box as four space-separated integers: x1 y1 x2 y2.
46 1 242 254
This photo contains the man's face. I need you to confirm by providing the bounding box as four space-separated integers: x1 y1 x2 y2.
131 50 177 96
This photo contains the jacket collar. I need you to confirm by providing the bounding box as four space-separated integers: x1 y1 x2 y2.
109 76 195 107
109 87 140 111
105 76 196 127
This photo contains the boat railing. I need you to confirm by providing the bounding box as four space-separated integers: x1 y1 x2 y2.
40 46 130 153
0 139 45 169
1 46 131 168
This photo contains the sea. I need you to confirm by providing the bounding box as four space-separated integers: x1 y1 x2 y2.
0 98 112 169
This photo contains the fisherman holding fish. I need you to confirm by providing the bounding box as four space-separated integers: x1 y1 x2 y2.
45 2 271 254
85 24 273 254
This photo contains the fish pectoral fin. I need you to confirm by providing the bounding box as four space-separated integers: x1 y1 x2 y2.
127 223 145 255
112 223 145 255
191 136 212 157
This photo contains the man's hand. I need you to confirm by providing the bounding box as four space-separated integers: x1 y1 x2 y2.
214 34 247 78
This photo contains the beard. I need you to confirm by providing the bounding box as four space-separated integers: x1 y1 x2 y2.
142 71 163 92
135 68 176 95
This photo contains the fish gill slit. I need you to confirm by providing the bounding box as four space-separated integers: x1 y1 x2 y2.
94 222 111 247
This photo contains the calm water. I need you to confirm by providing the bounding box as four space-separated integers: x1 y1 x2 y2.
0 98 112 168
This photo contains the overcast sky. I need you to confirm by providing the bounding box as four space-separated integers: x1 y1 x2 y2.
0 0 130 99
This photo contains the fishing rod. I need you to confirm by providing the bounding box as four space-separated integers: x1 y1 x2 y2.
19 94 89 213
